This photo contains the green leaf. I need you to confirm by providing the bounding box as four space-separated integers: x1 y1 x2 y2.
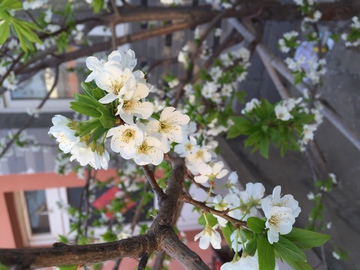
259 137 270 159
273 236 306 262
247 217 266 233
0 21 10 45
0 0 22 10
245 236 257 256
283 227 330 250
221 222 235 248
198 213 217 227
257 235 275 270
57 265 77 270
77 119 101 137
70 102 101 117
234 91 247 103
96 105 116 129
226 116 252 139
58 234 69 244
101 230 118 242
286 261 313 270
0 263 10 270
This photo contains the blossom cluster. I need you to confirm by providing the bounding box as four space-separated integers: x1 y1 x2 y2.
292 0 322 24
205 0 234 10
341 16 360 47
285 42 327 85
278 31 300 53
49 49 190 169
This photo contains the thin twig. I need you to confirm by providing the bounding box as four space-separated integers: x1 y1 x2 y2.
180 194 247 227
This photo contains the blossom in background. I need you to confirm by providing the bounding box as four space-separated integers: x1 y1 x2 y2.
214 28 222 37
168 78 180 88
178 45 190 67
3 72 18 91
194 225 221 250
241 98 260 114
275 103 293 121
23 0 48 10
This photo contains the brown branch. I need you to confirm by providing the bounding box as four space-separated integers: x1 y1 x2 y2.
0 236 156 269
142 165 166 199
180 194 247 228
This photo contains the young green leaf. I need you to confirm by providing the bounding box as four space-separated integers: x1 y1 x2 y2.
286 261 313 270
245 236 257 256
57 265 77 270
273 236 307 262
198 213 217 227
247 217 266 233
0 21 10 45
101 230 118 242
257 235 275 270
283 227 330 250
221 222 235 248
0 263 10 270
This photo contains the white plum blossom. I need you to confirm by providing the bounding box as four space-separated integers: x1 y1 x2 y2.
85 49 137 83
147 107 190 144
48 115 79 153
70 142 110 170
174 136 197 157
107 124 144 159
115 82 154 124
186 145 212 174
96 66 137 104
262 186 301 218
194 161 228 184
264 206 295 244
133 136 165 166
261 185 301 244
194 225 221 250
